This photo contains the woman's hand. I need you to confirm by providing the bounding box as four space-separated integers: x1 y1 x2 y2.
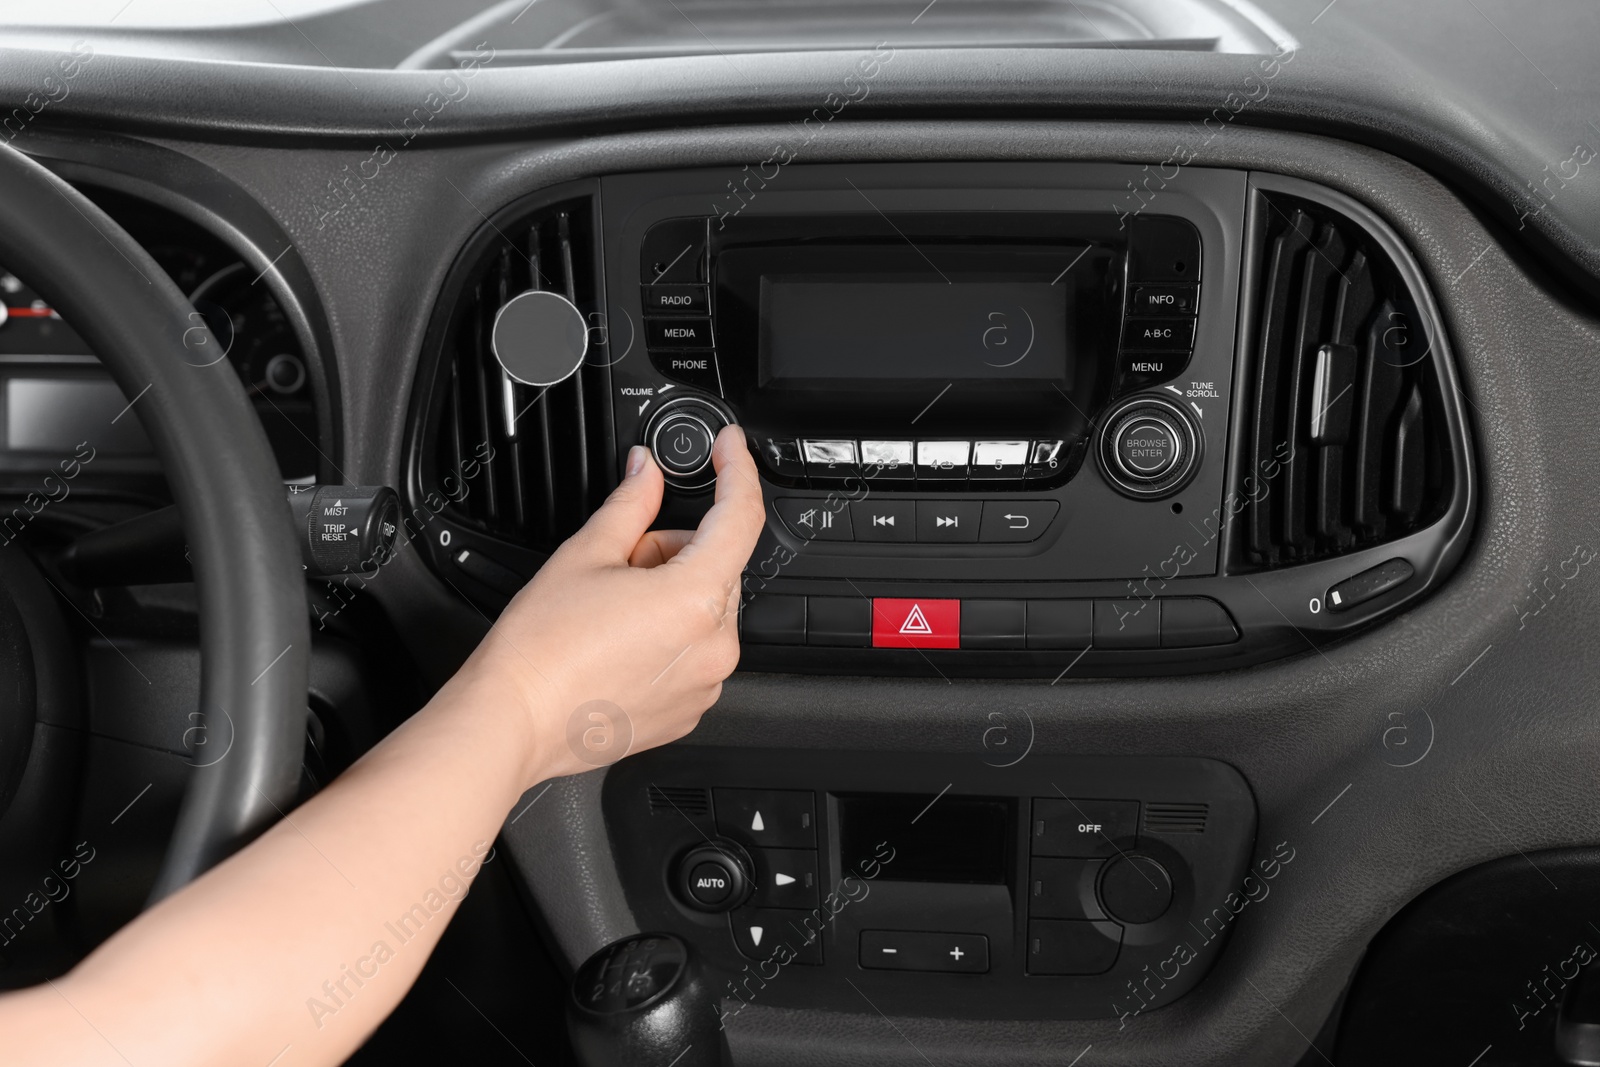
460 425 767 785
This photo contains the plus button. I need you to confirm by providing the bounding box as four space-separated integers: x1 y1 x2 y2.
949 946 964 961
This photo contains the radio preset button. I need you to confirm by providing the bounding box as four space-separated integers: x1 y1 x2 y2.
775 498 853 541
978 501 1060 543
1122 318 1195 351
860 440 915 480
755 436 806 480
915 500 981 543
851 499 915 542
1130 284 1198 315
642 283 709 314
801 439 858 475
646 316 714 348
916 440 970 479
971 440 1029 480
1026 440 1066 481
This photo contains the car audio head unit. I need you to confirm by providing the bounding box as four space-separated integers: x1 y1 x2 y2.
636 207 1202 493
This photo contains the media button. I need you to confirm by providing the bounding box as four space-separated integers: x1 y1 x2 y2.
642 283 709 314
1122 317 1195 351
916 440 970 480
860 440 915 480
774 498 853 541
978 501 1060 543
871 598 960 649
970 440 1030 480
646 316 714 348
915 500 981 543
850 499 915 542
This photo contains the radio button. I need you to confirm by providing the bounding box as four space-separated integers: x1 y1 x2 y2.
978 501 1059 543
1026 440 1066 481
1130 284 1198 315
646 316 714 348
642 283 709 314
859 440 915 480
916 440 970 480
801 440 858 477
775 498 852 541
970 440 1029 480
1122 317 1195 351
915 500 981 543
850 500 915 542
649 349 721 392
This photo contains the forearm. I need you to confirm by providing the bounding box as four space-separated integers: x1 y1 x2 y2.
6 665 546 1067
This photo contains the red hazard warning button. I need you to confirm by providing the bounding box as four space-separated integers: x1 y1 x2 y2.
872 598 960 649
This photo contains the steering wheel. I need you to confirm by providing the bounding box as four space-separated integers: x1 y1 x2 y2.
0 142 309 900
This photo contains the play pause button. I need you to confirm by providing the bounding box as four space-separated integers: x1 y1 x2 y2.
850 500 915 543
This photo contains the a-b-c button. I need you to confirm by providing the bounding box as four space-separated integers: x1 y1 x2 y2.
1115 416 1180 479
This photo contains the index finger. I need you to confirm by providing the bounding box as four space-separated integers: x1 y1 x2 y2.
671 426 768 578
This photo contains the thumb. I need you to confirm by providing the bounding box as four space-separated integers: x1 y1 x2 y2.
573 445 664 562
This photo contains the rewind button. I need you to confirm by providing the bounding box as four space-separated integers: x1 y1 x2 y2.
850 500 915 543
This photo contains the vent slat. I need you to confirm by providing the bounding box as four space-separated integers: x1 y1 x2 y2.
648 785 709 816
1241 193 1451 568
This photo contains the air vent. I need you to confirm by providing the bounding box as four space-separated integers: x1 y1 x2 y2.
1241 193 1454 568
416 190 612 557
648 785 710 817
1144 802 1209 835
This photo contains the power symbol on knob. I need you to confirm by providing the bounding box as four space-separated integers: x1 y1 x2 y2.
644 397 728 490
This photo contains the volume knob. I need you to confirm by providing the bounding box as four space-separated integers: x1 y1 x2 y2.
643 397 730 490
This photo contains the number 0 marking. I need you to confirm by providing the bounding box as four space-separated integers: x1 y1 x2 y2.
440 529 452 547
1309 597 1322 614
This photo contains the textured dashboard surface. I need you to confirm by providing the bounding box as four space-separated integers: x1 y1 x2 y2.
125 118 1600 1064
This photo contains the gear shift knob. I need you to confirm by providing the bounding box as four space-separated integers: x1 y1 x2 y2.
567 932 725 1067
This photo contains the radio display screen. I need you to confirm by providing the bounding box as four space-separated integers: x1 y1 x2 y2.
761 278 1071 385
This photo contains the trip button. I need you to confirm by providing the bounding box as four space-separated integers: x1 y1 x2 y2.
642 283 709 314
646 317 714 348
774 498 852 541
978 501 1059 543
915 500 981 543
851 499 915 542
